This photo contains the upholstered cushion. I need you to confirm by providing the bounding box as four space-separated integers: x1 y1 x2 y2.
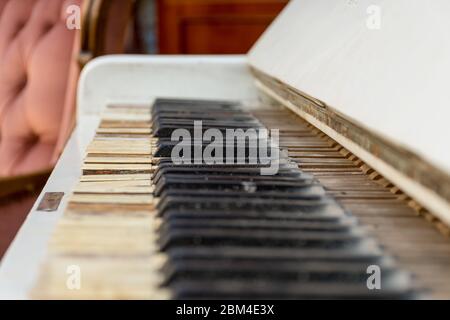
0 0 80 176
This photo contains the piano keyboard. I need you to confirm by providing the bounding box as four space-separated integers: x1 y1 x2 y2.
33 99 424 299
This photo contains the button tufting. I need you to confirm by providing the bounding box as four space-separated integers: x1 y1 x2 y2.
16 78 27 92
27 134 39 146
11 21 26 38
0 0 92 177
42 22 55 34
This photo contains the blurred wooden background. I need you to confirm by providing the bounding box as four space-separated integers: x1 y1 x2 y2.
156 0 288 54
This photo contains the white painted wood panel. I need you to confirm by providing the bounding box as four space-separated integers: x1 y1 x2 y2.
249 0 450 175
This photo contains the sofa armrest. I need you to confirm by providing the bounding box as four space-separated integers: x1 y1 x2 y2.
0 169 52 199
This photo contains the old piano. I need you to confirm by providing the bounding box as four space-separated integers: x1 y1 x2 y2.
1 0 450 299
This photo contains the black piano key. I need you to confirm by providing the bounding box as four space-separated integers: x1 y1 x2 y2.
149 98 418 299
156 196 344 216
154 146 264 160
164 244 385 263
162 209 348 223
170 279 417 300
152 164 300 177
154 157 297 167
156 185 318 196
161 259 401 286
152 98 240 110
155 119 262 127
157 228 370 250
152 113 256 123
152 171 310 186
153 178 323 197
157 188 326 202
153 141 272 158
153 124 265 138
156 217 357 234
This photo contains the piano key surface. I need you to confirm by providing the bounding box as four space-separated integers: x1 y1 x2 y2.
30 99 450 299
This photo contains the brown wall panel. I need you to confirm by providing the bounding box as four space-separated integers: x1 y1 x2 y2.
157 0 289 54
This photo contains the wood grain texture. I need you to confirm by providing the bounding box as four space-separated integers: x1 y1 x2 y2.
157 0 288 54
254 107 450 299
253 68 450 228
249 0 450 176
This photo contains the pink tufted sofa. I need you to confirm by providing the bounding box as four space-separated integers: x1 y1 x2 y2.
0 0 83 177
0 0 134 259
